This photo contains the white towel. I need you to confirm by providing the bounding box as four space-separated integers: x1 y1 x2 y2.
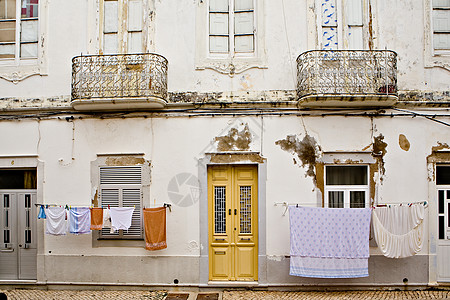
110 207 135 231
372 204 425 258
45 207 67 235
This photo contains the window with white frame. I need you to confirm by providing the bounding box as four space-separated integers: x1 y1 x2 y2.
99 166 143 239
101 0 145 54
432 0 450 51
196 0 266 75
0 0 38 59
317 0 367 50
324 165 369 208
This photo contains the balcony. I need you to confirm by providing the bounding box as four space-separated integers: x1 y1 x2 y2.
296 50 398 108
71 53 168 111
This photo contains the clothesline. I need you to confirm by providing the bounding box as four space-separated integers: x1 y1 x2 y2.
35 203 172 211
374 200 428 208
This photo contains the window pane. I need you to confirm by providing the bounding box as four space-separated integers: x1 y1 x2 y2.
326 166 368 185
346 0 363 25
103 0 118 33
103 33 118 54
20 19 37 42
210 0 228 12
214 186 226 234
348 26 363 49
234 11 253 34
20 42 37 57
433 0 450 7
234 34 253 52
0 0 16 19
437 166 450 185
433 10 450 32
0 20 15 42
240 186 251 234
235 0 253 11
128 0 142 31
0 43 14 58
210 13 228 35
329 191 343 208
322 27 338 50
127 31 142 53
434 33 450 50
210 35 228 52
21 0 38 18
350 191 365 208
439 215 445 239
439 190 445 213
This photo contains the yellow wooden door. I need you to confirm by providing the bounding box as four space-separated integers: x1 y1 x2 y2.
208 165 258 281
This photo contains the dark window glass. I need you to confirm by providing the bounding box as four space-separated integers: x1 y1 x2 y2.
0 169 36 189
437 166 450 185
439 216 445 240
328 191 343 208
439 190 445 214
350 191 366 208
326 166 368 185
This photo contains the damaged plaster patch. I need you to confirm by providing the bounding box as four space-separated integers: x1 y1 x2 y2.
372 134 387 178
399 134 410 151
276 134 322 179
215 124 252 151
209 153 264 164
105 157 146 166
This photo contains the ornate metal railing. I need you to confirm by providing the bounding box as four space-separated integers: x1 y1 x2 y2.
296 50 397 99
71 53 168 101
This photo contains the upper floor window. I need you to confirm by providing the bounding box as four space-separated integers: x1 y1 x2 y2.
0 0 38 60
100 0 146 54
324 165 369 208
317 0 367 50
196 0 266 75
432 0 450 52
209 0 255 55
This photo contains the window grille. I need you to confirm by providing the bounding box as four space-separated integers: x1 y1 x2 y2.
214 186 226 234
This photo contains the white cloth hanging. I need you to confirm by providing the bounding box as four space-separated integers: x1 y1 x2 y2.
372 204 425 258
110 207 135 231
45 207 67 235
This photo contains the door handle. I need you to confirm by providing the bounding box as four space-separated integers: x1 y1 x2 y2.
228 209 231 215
234 209 237 215
0 248 14 252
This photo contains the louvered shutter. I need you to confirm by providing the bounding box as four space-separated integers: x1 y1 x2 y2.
99 166 143 239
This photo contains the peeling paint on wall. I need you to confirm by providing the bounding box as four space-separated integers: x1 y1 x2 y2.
372 134 387 178
209 153 264 164
399 134 410 151
275 134 322 179
105 157 146 166
215 124 252 151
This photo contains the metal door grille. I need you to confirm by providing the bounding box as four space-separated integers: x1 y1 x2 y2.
214 186 226 234
240 186 251 234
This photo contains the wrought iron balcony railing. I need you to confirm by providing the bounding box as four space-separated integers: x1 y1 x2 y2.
71 53 168 104
296 50 397 104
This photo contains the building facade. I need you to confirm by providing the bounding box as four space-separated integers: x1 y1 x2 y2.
0 0 449 288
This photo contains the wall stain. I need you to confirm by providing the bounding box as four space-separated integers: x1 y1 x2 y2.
215 124 252 151
399 134 410 151
105 157 146 166
275 134 322 179
372 134 387 178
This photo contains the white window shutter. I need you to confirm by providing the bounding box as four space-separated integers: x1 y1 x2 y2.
128 0 143 32
210 0 229 12
122 189 142 237
234 11 253 34
210 13 229 35
103 1 118 33
235 0 253 11
210 36 229 52
345 0 363 25
434 33 450 49
128 32 142 53
433 10 450 32
235 35 253 52
100 188 120 237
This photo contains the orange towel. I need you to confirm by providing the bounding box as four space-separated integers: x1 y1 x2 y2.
143 207 167 250
90 207 104 230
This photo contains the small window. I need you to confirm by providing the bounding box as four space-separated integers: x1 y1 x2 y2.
437 165 450 185
99 166 143 239
325 165 369 208
432 0 450 51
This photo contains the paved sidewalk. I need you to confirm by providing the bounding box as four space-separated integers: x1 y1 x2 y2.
1 289 450 300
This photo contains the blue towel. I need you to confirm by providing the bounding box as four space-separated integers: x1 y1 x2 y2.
68 207 91 234
38 205 46 219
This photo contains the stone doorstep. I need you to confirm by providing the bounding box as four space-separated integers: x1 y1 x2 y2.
166 292 221 300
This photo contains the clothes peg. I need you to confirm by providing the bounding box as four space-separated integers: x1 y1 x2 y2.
108 205 110 209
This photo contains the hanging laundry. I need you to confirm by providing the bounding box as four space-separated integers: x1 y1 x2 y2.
69 207 91 234
45 207 67 235
289 206 372 278
109 207 135 231
103 208 112 228
90 207 104 230
143 207 167 251
372 203 425 258
38 205 46 219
